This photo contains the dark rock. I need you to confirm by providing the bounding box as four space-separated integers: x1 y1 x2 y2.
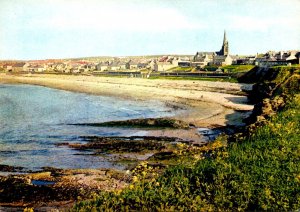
245 94 288 125
71 118 191 129
0 164 24 172
248 82 276 103
68 139 165 153
149 151 177 160
0 175 80 205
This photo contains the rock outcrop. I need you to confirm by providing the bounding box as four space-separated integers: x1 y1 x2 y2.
72 117 191 129
243 66 299 129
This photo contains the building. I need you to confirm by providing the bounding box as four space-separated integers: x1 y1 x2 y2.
4 63 26 72
149 60 158 71
96 62 109 71
178 61 191 67
255 50 300 67
110 62 121 71
213 55 233 66
128 60 139 69
156 61 176 71
218 31 229 56
193 31 232 66
193 52 214 67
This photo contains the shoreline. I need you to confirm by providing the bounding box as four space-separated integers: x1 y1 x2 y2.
0 73 253 128
0 73 254 209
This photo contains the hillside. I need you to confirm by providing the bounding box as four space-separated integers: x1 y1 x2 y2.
73 66 300 211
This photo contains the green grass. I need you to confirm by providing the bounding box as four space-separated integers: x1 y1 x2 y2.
74 65 300 211
148 76 238 83
222 65 255 73
167 66 193 72
73 95 300 211
274 64 300 68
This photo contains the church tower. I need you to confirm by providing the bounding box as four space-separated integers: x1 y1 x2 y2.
219 30 229 56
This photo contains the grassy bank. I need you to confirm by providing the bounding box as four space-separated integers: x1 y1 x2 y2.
73 66 300 211
74 95 300 211
222 64 255 73
148 75 238 83
167 67 194 72
74 67 300 211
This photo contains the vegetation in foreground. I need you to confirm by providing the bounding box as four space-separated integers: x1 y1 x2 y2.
74 66 300 211
74 96 300 211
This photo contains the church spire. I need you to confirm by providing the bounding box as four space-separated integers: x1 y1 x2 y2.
219 30 229 56
223 30 227 45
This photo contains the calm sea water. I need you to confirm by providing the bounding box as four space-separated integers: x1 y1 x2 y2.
0 84 177 172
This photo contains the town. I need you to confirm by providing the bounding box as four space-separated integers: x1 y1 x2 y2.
1 31 300 78
1 0 300 209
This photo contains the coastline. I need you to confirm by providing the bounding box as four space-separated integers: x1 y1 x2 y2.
0 73 253 128
0 73 254 209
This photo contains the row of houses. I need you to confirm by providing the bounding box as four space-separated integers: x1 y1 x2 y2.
175 50 300 69
96 60 149 71
0 56 185 73
96 57 185 72
254 51 300 67
1 51 299 74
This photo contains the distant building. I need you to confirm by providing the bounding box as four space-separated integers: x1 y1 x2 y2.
213 55 233 66
193 31 232 67
149 60 158 71
5 63 26 72
96 62 110 71
128 60 139 69
137 62 148 69
218 31 229 56
110 62 121 71
156 61 176 72
236 56 256 65
178 61 191 67
193 52 214 67
255 50 300 67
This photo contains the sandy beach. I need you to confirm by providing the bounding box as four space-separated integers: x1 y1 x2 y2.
0 73 254 208
0 73 253 127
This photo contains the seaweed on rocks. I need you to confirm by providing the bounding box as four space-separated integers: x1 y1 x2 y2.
0 168 130 208
71 118 191 129
0 165 25 173
58 136 188 153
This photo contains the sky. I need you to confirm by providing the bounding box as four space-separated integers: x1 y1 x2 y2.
0 0 299 60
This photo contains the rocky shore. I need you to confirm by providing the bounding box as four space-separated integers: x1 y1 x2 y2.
0 74 255 210
0 117 230 210
0 167 130 209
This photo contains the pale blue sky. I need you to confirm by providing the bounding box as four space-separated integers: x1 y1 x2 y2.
0 0 299 60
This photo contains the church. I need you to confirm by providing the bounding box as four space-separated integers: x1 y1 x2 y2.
193 31 232 66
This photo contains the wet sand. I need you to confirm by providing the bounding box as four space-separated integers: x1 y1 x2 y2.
0 73 253 127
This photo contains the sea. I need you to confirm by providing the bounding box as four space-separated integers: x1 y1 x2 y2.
0 84 178 173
